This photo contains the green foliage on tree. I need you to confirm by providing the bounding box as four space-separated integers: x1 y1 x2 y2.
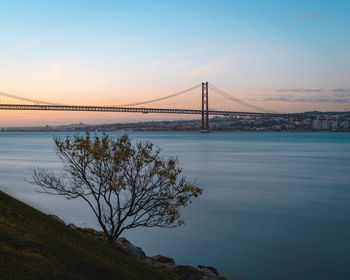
31 133 202 243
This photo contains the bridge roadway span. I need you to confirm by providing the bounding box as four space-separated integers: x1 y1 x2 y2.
0 104 303 118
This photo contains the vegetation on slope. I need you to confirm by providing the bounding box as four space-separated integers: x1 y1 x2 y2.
0 190 178 280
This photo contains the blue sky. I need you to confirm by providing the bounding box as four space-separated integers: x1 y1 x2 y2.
0 0 349 125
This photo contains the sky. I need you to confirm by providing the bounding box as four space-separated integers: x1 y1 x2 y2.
0 0 349 126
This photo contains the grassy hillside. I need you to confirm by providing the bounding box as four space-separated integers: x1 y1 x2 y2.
0 190 178 280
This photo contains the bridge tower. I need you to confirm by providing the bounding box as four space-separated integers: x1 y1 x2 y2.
201 82 209 131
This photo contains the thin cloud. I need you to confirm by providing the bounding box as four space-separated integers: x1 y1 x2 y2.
186 57 228 78
276 88 346 93
265 96 350 103
8 38 41 56
264 88 350 103
16 38 41 50
297 13 325 20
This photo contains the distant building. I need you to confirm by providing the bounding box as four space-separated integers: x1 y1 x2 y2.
312 116 320 129
339 119 349 129
320 118 329 129
312 115 350 131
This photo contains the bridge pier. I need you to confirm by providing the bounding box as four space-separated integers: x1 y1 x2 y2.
201 82 209 132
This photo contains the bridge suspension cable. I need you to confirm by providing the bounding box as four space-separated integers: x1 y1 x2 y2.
208 83 280 114
0 91 61 105
119 83 202 107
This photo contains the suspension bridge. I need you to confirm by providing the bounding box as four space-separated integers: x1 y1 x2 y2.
0 82 305 130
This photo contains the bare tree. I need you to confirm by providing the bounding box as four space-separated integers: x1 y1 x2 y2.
31 133 202 243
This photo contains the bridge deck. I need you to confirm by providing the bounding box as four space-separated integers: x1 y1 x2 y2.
0 104 300 118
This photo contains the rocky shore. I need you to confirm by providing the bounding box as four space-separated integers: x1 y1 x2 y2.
49 214 227 280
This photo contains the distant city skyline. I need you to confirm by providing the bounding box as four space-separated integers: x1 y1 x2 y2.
1 0 349 126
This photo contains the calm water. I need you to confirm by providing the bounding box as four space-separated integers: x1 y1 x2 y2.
1 132 350 280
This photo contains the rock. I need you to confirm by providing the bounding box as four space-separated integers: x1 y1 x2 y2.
117 237 146 260
91 230 104 237
197 265 219 277
172 265 204 280
48 214 65 224
92 230 104 237
173 265 225 280
145 255 178 269
51 221 225 279
81 227 105 237
151 255 176 264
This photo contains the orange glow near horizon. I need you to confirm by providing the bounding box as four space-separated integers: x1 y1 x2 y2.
1 77 350 127
1 97 349 127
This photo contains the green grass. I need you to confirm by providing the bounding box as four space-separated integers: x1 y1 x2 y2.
0 190 178 280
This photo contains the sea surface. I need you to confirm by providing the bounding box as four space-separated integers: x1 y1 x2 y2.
1 131 350 280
